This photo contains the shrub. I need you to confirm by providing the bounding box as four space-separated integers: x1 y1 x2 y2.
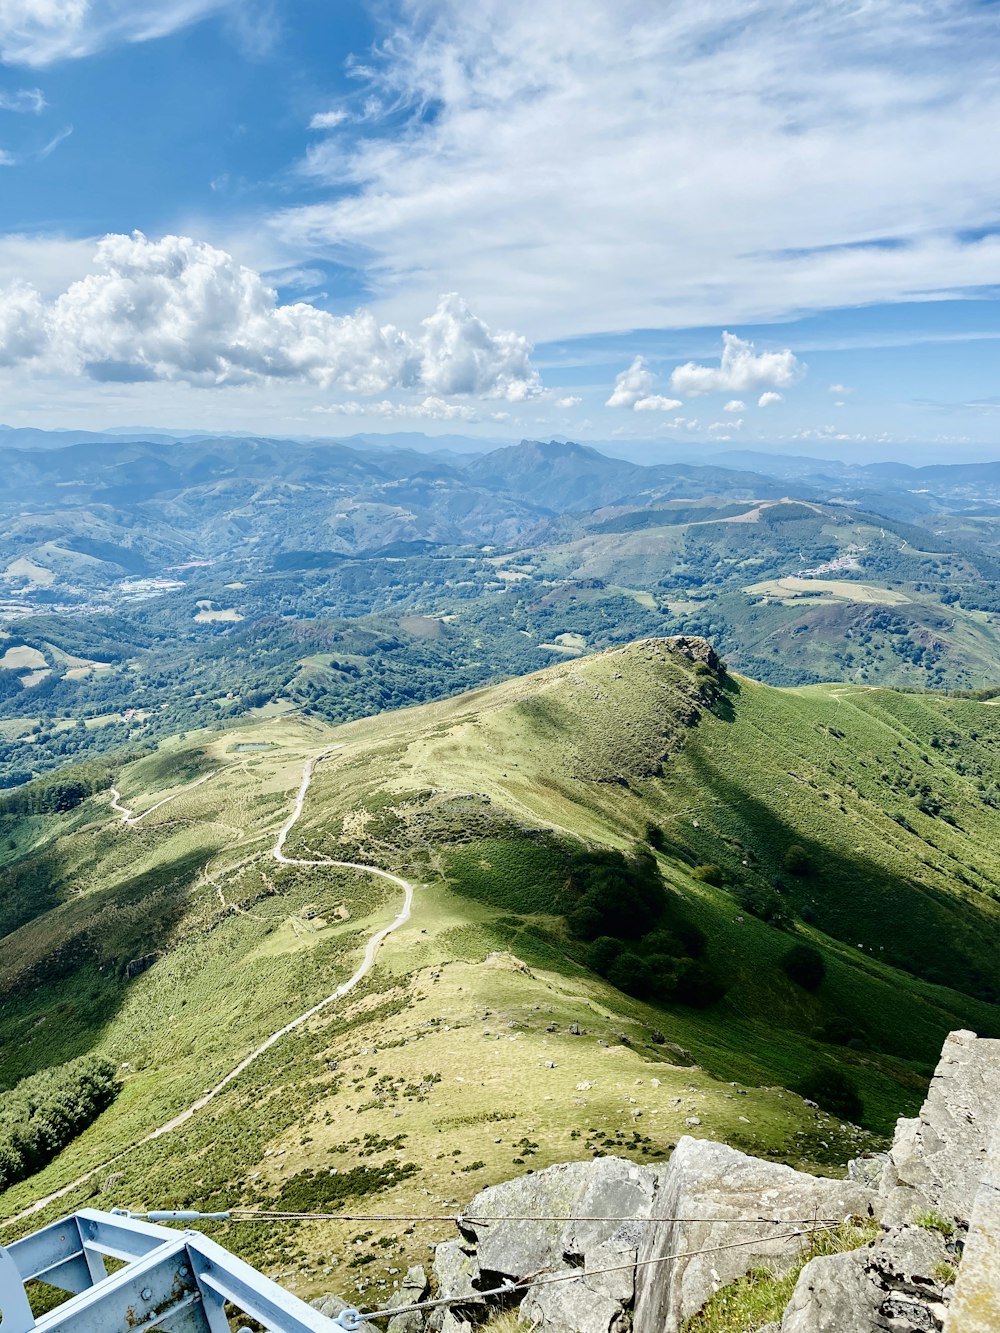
692 864 725 886
741 885 789 926
796 1065 863 1122
645 823 666 851
606 952 655 998
783 844 811 876
587 935 624 976
669 959 727 1007
566 848 666 939
818 1016 865 1046
782 944 826 991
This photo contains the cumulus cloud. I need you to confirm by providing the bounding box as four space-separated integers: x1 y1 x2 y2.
723 399 745 412
556 394 581 408
0 232 541 401
606 356 655 407
669 333 803 396
0 87 45 112
0 282 46 364
757 391 783 407
418 292 540 400
634 394 684 412
828 383 853 394
606 355 683 411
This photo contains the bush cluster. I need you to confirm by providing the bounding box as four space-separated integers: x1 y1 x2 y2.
0 1055 119 1190
565 848 725 1007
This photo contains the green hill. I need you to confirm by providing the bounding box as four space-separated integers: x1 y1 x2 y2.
2 637 999 1308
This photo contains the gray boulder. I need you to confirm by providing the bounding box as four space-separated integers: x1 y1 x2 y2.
459 1157 659 1281
887 1029 1000 1221
632 1136 876 1333
387 1266 430 1333
522 1274 626 1333
948 1108 1000 1332
780 1249 875 1333
430 1240 481 1305
311 1293 378 1333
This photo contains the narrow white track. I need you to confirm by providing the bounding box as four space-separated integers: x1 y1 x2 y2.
3 748 414 1226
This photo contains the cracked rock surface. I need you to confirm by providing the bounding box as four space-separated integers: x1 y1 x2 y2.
413 1030 999 1333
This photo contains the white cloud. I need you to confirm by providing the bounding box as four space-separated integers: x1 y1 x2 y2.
634 394 684 412
309 109 348 131
418 292 540 400
723 399 745 412
670 333 803 396
0 1 231 67
606 355 683 411
317 395 478 421
0 148 13 165
37 124 72 158
606 355 655 407
556 394 581 408
828 383 854 394
0 232 541 400
0 282 45 363
0 87 45 112
273 1 1000 340
757 391 783 407
709 417 742 431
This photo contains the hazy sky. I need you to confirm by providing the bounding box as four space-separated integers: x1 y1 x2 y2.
1 0 1000 460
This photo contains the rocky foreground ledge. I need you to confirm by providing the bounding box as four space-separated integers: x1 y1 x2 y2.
316 1030 1000 1333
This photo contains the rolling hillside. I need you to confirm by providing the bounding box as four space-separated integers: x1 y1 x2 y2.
6 437 1000 792
2 639 1000 1306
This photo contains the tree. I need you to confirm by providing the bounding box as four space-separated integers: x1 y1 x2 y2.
782 943 826 991
796 1065 863 1122
783 844 811 875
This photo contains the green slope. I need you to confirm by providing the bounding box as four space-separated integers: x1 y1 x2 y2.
2 639 999 1305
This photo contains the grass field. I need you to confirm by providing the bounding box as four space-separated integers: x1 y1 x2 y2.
745 577 910 604
2 638 999 1307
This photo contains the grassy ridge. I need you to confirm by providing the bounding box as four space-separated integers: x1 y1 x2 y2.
1 640 999 1306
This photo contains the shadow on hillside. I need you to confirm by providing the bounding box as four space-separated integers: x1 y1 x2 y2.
0 848 213 1087
681 746 1000 1009
707 670 741 723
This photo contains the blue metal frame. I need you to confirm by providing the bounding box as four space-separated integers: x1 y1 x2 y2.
0 1208 344 1331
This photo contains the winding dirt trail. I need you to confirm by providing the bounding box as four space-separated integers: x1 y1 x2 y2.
3 749 414 1228
109 768 223 826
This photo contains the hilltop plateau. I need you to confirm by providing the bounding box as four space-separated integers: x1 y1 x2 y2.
2 639 999 1309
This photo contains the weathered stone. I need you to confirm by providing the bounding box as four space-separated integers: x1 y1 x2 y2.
632 1137 876 1333
780 1250 876 1333
583 1238 637 1304
887 1029 1000 1221
460 1157 658 1281
124 951 161 979
431 1241 480 1303
522 1272 626 1333
386 1266 430 1333
946 1097 1000 1332
848 1152 891 1191
870 1225 950 1295
311 1292 378 1333
388 1308 426 1333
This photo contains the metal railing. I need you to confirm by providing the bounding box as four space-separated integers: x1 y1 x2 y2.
0 1208 337 1331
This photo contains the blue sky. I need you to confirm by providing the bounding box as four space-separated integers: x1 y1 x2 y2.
1 0 1000 461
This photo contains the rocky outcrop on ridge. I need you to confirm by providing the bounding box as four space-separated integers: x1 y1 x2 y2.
417 1031 999 1333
